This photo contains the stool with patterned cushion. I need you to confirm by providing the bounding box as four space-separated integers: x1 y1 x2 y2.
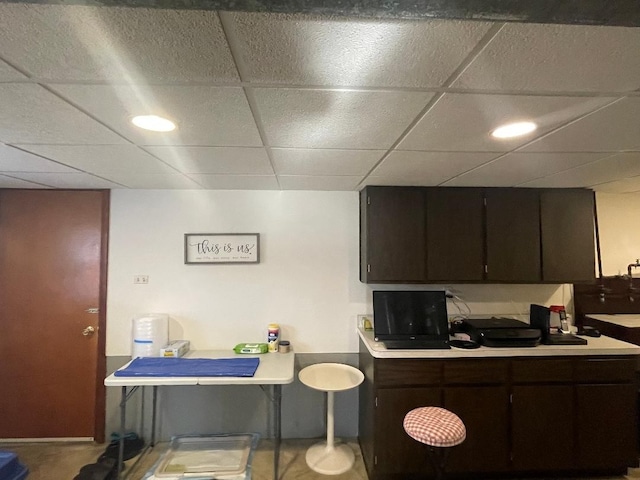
403 406 466 480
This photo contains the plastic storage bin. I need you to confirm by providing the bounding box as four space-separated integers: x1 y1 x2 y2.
143 433 259 480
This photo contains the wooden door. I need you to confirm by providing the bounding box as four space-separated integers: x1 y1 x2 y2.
540 189 595 282
426 188 484 281
486 188 541 282
360 186 427 283
0 190 108 439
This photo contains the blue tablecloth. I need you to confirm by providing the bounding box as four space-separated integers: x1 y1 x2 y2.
114 357 260 377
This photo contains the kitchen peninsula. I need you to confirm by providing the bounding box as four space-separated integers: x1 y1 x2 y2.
358 328 640 479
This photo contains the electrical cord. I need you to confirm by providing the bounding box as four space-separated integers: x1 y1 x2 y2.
446 291 471 325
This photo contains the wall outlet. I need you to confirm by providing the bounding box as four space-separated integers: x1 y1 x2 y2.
133 275 149 284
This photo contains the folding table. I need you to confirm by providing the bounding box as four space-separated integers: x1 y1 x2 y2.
104 350 295 480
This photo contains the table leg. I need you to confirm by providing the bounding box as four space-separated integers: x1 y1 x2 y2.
118 386 126 480
151 386 158 447
273 384 282 480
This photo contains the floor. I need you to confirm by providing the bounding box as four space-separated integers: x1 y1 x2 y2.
2 438 640 480
0 438 368 480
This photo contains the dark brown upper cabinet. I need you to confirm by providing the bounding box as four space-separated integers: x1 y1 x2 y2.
540 189 596 283
486 188 541 282
426 188 484 281
360 186 596 284
360 186 426 283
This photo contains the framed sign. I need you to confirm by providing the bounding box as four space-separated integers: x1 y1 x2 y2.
185 233 260 264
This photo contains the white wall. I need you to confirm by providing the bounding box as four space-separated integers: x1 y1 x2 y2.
107 190 573 357
107 190 368 355
596 192 640 277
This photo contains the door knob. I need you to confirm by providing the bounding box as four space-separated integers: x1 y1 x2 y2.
82 326 96 336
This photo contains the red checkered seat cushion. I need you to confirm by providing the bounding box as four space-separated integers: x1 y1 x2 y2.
403 406 466 448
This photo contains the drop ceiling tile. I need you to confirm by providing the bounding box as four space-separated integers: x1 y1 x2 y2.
188 174 279 190
0 4 239 83
522 97 640 153
520 153 640 188
144 146 272 174
271 148 384 175
371 151 498 185
444 152 610 187
0 174 47 188
398 93 615 152
51 85 262 147
253 88 433 149
17 145 176 174
9 172 122 188
0 84 126 145
0 145 77 172
363 176 439 187
278 175 362 190
225 12 492 88
99 173 203 189
452 23 640 92
0 59 27 81
592 177 640 194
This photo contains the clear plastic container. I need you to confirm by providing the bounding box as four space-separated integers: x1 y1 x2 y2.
153 433 259 478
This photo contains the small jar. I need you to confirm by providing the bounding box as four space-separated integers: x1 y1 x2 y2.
279 340 290 353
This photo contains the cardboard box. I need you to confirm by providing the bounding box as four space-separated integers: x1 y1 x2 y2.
160 340 190 358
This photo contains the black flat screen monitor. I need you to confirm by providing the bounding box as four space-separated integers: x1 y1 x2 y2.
373 290 449 343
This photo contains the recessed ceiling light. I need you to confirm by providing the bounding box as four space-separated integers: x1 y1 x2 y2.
491 121 537 139
131 115 176 132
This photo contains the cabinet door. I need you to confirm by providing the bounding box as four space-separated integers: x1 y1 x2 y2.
576 384 637 469
426 188 484 281
511 385 574 471
360 186 427 283
540 189 595 282
444 386 510 473
486 188 541 282
375 387 442 475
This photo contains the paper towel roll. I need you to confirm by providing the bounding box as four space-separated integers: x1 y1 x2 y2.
132 313 169 358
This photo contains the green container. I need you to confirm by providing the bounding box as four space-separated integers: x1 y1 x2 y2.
233 343 268 354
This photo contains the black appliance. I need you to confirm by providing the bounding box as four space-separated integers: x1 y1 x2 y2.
530 304 587 345
373 290 451 349
458 317 541 347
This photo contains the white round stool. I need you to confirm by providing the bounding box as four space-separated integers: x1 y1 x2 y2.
298 362 365 475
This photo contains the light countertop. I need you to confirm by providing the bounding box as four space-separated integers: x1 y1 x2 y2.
586 314 640 328
358 328 640 359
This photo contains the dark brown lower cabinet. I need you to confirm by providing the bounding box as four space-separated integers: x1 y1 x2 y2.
444 386 510 473
375 388 442 475
359 341 638 480
511 385 575 471
576 384 637 469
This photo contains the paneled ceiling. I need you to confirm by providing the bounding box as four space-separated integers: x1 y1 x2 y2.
1 3 640 192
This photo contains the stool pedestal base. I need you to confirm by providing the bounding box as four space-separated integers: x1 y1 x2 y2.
305 441 355 475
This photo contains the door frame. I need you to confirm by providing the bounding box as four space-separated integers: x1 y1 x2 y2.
93 189 110 444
